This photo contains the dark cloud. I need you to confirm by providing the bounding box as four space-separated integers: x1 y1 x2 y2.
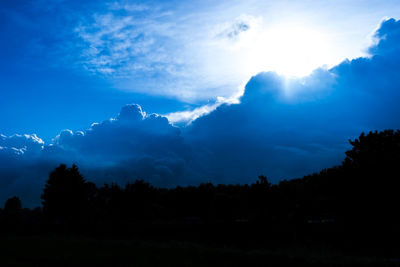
50 104 189 184
0 134 45 189
0 134 53 207
368 18 400 57
185 18 400 183
1 18 400 207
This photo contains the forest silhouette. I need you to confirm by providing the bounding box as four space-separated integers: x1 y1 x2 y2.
1 130 400 264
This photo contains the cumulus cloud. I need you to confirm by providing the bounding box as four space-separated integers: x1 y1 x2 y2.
56 104 180 152
368 18 400 56
0 134 44 157
50 104 187 183
184 18 400 183
0 104 190 206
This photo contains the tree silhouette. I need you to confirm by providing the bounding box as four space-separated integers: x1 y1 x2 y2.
2 196 23 231
344 130 400 169
4 196 22 212
343 130 400 229
15 129 397 246
41 164 95 223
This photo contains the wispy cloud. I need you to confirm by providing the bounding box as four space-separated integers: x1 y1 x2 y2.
70 0 392 105
75 9 167 76
72 2 258 102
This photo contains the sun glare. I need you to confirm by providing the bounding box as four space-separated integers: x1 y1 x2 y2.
233 23 335 78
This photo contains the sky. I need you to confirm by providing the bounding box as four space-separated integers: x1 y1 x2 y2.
1 0 400 206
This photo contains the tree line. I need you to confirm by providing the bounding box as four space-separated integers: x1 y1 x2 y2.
1 130 400 249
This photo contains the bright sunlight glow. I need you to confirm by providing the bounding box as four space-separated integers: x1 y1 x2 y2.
223 22 336 78
244 25 333 77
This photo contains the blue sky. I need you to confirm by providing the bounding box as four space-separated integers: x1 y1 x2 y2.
1 0 400 206
2 0 400 140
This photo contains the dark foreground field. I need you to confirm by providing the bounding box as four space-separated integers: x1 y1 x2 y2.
0 236 399 267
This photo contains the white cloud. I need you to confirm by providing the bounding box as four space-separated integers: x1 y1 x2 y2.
0 134 44 156
166 95 240 125
107 2 149 12
166 103 222 125
73 3 261 102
